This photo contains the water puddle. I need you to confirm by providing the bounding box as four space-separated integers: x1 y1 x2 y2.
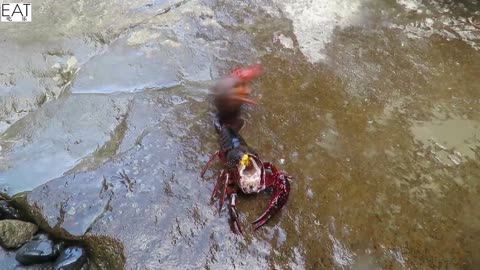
411 114 479 166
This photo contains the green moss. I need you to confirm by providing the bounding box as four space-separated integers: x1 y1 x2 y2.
85 235 125 270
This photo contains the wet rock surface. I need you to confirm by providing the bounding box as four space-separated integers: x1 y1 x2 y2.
13 263 54 270
1 0 480 269
15 238 58 265
0 200 23 220
21 92 224 269
53 246 87 270
0 246 21 269
0 94 131 195
0 0 253 195
0 220 38 249
0 199 83 270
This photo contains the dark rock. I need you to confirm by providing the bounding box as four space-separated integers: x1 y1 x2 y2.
0 234 54 270
13 263 54 270
53 246 86 270
0 200 22 220
15 239 59 265
0 220 38 248
31 234 49 241
79 262 89 270
53 243 65 255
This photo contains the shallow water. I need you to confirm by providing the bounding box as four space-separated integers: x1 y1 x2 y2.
1 0 480 269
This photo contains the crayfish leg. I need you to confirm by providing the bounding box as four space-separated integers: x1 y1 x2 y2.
201 150 220 177
210 169 224 202
218 173 229 213
228 192 243 235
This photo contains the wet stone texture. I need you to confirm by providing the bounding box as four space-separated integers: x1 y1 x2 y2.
0 220 38 249
0 248 23 270
1 0 480 269
20 91 267 269
15 238 58 265
0 94 132 195
53 246 87 270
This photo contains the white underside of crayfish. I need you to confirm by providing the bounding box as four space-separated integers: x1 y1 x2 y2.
200 124 291 233
238 156 262 194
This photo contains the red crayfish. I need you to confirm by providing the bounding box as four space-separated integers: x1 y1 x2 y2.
201 65 291 233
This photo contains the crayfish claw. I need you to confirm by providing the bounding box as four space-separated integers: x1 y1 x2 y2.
251 196 283 231
251 212 270 231
252 172 290 231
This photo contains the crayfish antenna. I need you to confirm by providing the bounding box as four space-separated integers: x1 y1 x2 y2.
228 96 257 105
